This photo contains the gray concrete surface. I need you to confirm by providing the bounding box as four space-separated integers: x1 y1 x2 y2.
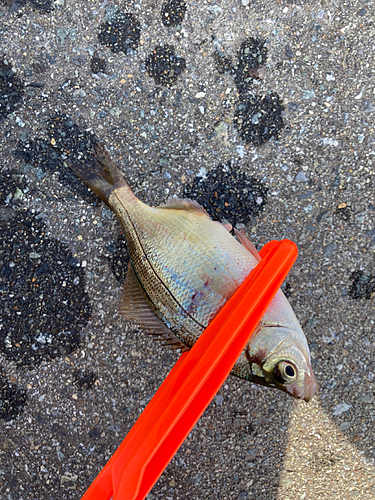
0 0 374 499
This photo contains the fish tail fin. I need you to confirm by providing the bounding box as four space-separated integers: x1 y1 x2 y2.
67 142 129 206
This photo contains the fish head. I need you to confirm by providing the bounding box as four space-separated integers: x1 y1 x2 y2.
242 291 318 402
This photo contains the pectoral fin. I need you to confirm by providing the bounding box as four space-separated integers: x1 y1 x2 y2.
234 228 261 262
120 263 188 352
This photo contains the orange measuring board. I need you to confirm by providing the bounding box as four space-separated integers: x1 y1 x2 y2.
82 239 298 500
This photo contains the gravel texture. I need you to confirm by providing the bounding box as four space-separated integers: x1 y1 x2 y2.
0 1 374 499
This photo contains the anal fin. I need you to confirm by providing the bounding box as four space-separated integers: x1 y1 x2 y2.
120 262 188 352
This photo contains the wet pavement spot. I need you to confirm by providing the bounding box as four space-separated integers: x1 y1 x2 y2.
88 426 101 439
213 48 235 76
104 234 129 283
212 38 284 146
234 92 284 146
282 282 294 299
71 54 88 68
0 58 24 121
29 55 50 75
366 228 375 243
160 0 187 27
182 161 268 225
90 54 107 74
27 0 54 11
0 0 54 13
145 45 186 87
0 368 27 421
348 271 375 300
0 169 28 207
0 171 92 367
335 204 352 221
13 114 98 203
73 368 97 390
98 8 141 54
235 38 267 94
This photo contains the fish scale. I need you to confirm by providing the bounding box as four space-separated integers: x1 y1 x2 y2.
68 142 318 401
116 201 257 342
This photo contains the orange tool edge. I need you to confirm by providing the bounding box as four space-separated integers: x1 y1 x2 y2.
82 239 298 500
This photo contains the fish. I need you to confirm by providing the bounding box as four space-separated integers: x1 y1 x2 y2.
68 142 318 402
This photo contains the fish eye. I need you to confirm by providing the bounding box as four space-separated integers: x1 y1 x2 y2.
274 361 298 384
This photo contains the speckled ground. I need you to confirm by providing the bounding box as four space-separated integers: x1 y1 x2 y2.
0 1 374 499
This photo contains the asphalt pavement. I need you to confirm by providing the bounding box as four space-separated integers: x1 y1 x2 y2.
0 0 374 499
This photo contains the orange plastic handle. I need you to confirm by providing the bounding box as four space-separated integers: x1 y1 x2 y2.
82 239 298 500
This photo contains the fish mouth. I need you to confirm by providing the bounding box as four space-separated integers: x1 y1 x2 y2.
290 372 319 402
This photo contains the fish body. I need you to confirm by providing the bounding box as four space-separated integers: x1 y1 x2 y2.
69 143 318 401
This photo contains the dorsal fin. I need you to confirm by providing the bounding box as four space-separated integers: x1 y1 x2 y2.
234 228 261 262
120 262 189 352
159 196 210 218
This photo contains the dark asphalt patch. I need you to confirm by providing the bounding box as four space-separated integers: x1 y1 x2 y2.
213 37 267 86
90 54 107 74
348 271 375 300
213 48 235 75
145 45 186 87
73 368 97 390
160 0 187 27
0 0 53 12
0 169 28 206
0 183 91 367
0 368 27 421
28 0 53 11
234 92 284 146
282 282 294 299
235 38 267 94
212 38 284 146
13 114 98 203
104 234 129 283
182 161 268 225
89 426 101 439
98 10 141 54
335 205 352 221
0 58 24 121
29 54 50 76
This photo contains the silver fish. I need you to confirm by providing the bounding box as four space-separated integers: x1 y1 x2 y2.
69 143 318 401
